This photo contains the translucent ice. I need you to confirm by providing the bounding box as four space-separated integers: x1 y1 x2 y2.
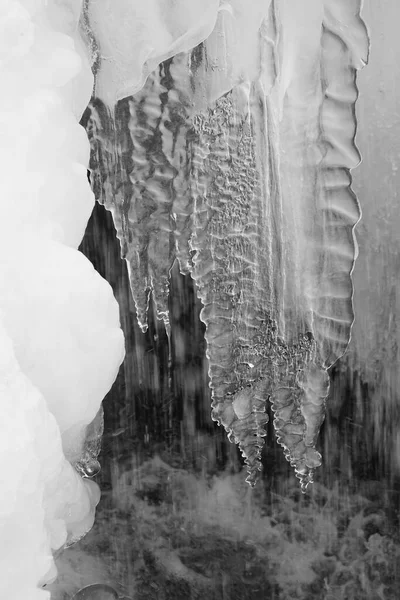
86 0 369 490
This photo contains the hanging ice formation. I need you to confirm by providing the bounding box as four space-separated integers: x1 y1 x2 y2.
84 0 369 491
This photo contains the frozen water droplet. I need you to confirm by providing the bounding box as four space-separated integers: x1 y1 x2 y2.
75 459 101 478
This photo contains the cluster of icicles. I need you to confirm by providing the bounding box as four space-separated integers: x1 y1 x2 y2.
85 0 369 490
0 0 369 597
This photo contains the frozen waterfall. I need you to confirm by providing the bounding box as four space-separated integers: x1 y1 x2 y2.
0 1 370 598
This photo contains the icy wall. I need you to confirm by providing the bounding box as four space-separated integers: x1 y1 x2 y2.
84 0 369 490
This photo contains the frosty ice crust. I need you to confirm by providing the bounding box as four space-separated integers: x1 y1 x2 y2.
0 1 124 597
85 0 368 491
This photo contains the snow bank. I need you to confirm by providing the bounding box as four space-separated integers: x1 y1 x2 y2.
0 1 124 597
